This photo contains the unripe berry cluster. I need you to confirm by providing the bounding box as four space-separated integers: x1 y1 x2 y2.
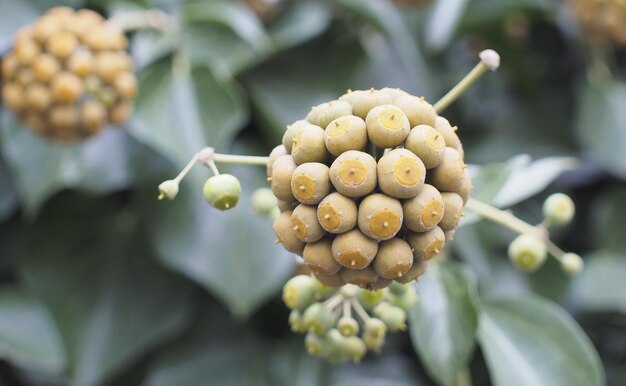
1 7 137 141
568 0 626 45
283 275 418 363
269 88 471 290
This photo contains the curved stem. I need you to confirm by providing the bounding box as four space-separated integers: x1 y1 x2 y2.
349 297 371 323
173 154 198 183
207 160 220 176
434 63 488 113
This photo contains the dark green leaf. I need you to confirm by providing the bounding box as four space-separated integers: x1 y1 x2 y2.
409 260 478 386
569 253 626 315
0 156 18 221
0 288 65 374
424 0 469 52
0 112 133 216
330 354 430 386
17 194 195 386
478 296 605 386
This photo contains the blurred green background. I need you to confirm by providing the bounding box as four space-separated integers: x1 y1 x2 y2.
0 0 625 385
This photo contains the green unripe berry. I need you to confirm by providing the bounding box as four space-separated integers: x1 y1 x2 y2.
373 238 414 279
313 271 345 288
306 100 353 128
508 234 547 272
377 149 426 199
291 162 331 205
363 333 385 353
324 115 368 157
358 288 387 309
203 174 241 210
340 284 361 298
251 187 278 216
344 336 367 363
303 238 342 275
389 286 419 311
291 124 329 165
325 329 352 364
289 309 307 333
329 150 378 198
332 229 378 269
273 211 306 255
365 104 411 148
364 317 387 339
439 192 464 231
405 124 446 169
267 144 288 177
429 147 466 192
394 95 436 127
282 120 309 153
340 266 379 287
561 253 584 275
358 194 403 241
282 275 317 310
402 184 444 232
405 226 446 260
342 89 393 119
303 303 338 334
395 258 428 284
543 193 575 227
305 331 329 356
271 155 297 202
317 192 358 234
433 116 463 156
338 316 360 337
157 179 179 200
291 204 326 243
374 304 407 332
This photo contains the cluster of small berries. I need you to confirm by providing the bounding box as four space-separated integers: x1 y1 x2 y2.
569 0 626 45
283 275 418 363
268 88 471 290
1 7 137 141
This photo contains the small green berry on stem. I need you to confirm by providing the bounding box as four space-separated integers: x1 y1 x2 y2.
157 179 179 200
561 253 584 275
338 316 359 337
508 234 547 272
303 303 338 335
251 187 278 216
289 309 307 333
203 174 241 211
543 193 575 227
282 275 317 310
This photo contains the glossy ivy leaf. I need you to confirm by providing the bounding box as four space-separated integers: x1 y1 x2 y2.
333 0 431 96
0 112 133 216
569 253 626 315
17 194 195 386
0 156 18 221
409 260 478 386
329 354 431 386
0 288 65 374
145 159 295 318
424 0 469 52
477 296 605 386
575 80 626 179
130 62 247 188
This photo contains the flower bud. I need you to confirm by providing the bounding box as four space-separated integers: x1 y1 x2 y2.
337 316 359 337
203 174 241 211
344 336 367 363
508 234 547 272
303 303 338 334
561 253 584 275
282 275 317 310
543 193 575 227
289 310 307 333
250 187 278 216
364 317 387 339
374 304 407 332
363 333 385 353
305 331 328 356
157 180 179 200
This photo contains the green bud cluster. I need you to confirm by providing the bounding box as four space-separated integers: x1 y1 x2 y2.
283 275 418 363
269 88 471 290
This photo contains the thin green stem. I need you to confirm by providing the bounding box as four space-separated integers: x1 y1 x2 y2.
324 295 344 310
343 299 351 319
173 154 198 183
349 297 371 323
207 160 220 176
212 153 270 166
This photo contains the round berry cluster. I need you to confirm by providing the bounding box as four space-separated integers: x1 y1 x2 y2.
569 0 626 45
283 275 417 363
269 88 471 290
1 7 137 141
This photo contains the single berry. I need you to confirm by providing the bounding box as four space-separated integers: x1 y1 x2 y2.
337 316 360 337
404 124 446 169
543 193 575 227
109 102 133 125
266 144 288 177
46 30 78 59
439 192 464 231
25 83 52 112
342 89 393 119
313 271 345 288
203 174 241 210
379 87 409 103
358 193 403 241
289 309 307 332
305 331 328 356
157 180 179 200
363 317 387 339
317 192 358 234
291 124 329 165
394 95 436 127
508 234 547 272
456 168 473 203
373 238 414 279
377 148 426 199
358 288 386 309
332 229 378 269
340 266 379 287
271 155 297 201
560 253 584 275
291 162 331 205
81 100 107 134
67 50 94 77
428 147 466 192
251 187 278 216
324 115 368 157
282 275 317 310
291 204 326 242
303 303 338 334
282 120 309 153
402 184 444 232
434 116 464 156
343 336 367 363
273 211 306 255
329 150 378 198
394 258 428 283
304 238 342 275
306 100 353 128
373 303 407 332
51 72 83 103
366 104 411 148
405 226 446 260
33 54 60 82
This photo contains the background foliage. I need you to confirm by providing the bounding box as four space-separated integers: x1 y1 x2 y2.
0 0 625 385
